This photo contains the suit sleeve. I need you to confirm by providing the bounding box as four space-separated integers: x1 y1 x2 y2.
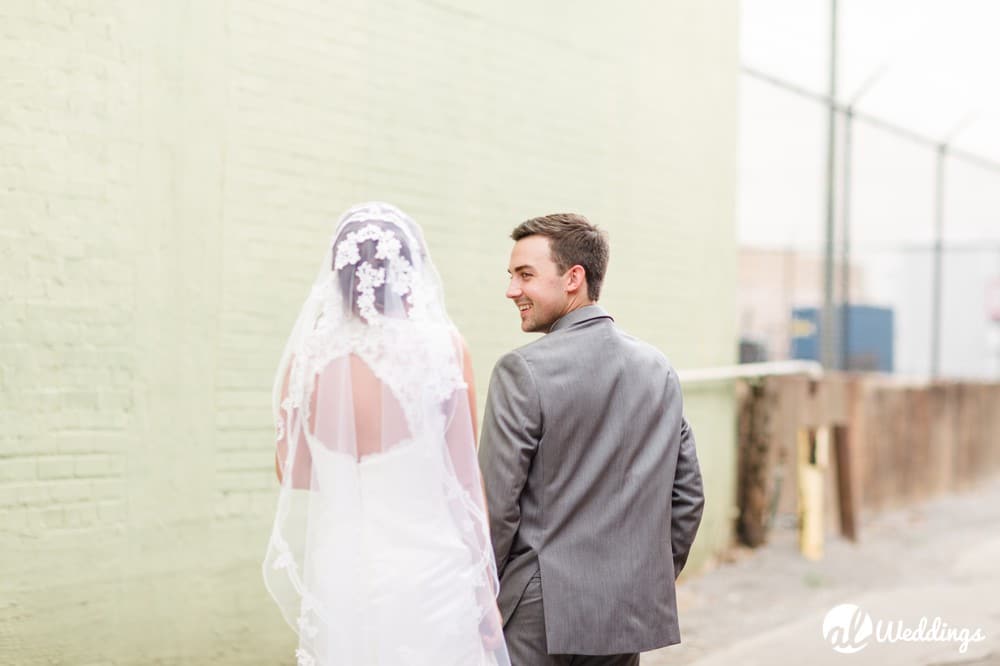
670 375 705 577
478 351 542 576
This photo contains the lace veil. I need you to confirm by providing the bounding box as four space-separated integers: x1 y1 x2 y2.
263 202 507 665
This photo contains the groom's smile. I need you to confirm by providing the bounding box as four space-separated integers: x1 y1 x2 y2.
516 301 533 325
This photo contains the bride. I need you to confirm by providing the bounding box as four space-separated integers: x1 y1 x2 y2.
263 202 509 666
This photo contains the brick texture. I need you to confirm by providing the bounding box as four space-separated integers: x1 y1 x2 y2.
1 1 738 663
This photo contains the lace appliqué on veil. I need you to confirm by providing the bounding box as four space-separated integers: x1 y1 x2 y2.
290 318 464 436
334 223 419 324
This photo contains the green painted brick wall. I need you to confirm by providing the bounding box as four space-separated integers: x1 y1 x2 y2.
1 1 738 662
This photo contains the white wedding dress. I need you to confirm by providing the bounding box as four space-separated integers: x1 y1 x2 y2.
263 203 508 666
307 441 497 665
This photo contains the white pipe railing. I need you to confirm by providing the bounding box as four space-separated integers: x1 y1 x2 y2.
678 360 824 385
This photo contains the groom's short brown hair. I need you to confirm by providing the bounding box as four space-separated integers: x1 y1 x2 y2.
511 213 610 301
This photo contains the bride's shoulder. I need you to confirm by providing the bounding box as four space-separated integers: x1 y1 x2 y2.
447 325 464 347
446 326 472 368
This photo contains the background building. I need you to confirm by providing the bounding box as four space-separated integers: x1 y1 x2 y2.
0 2 739 663
739 246 869 361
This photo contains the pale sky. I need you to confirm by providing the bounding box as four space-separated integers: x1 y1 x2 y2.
740 0 1000 248
742 0 1000 151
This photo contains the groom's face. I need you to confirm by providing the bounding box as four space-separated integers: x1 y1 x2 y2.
506 235 570 333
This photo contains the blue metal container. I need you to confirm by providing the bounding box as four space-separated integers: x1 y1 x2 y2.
790 305 894 372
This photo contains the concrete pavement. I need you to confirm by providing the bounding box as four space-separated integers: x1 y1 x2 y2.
641 478 1000 666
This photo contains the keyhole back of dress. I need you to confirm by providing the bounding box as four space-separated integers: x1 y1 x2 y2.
347 354 412 459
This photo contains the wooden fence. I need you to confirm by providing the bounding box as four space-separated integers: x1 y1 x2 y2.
735 375 1000 550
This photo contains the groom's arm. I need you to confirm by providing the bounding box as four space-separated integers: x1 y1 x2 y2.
666 369 704 578
671 413 704 578
478 351 542 577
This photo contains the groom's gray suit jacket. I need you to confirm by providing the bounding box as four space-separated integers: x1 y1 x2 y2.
479 305 704 655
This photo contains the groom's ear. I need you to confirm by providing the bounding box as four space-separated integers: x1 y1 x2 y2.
565 264 588 295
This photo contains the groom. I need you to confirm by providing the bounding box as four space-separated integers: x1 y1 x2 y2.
479 214 704 665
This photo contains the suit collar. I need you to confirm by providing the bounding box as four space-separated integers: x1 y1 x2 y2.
548 304 614 334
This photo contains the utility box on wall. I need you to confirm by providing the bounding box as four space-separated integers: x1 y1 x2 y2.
791 305 895 372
